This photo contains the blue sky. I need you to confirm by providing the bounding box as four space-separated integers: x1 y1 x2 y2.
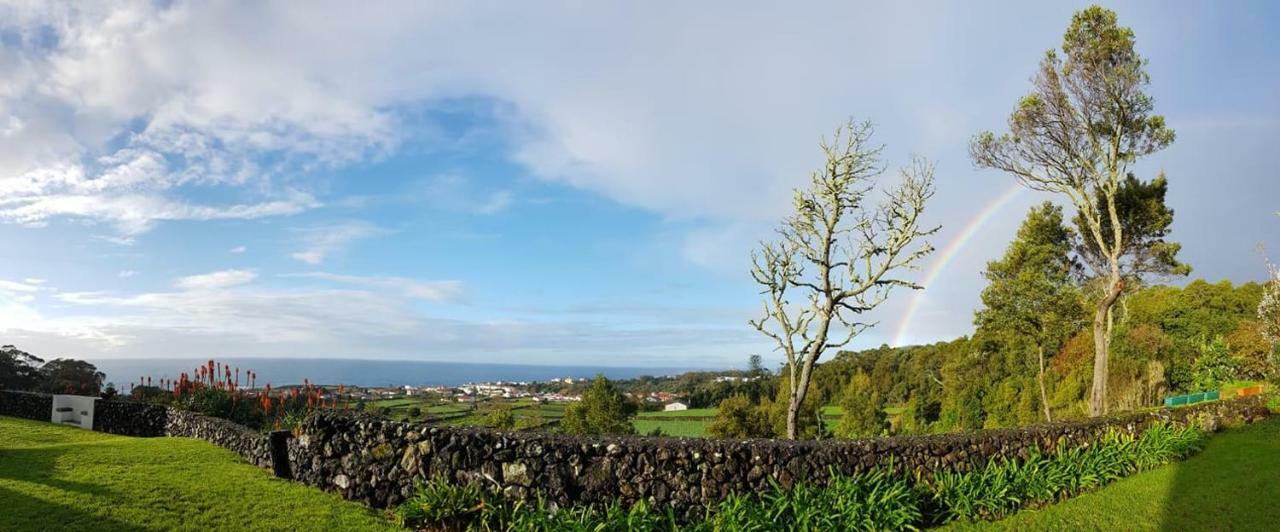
0 1 1276 368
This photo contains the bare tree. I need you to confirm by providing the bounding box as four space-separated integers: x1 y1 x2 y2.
750 119 936 440
970 7 1186 416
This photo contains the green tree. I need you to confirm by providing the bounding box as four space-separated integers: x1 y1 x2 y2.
1225 320 1274 380
560 375 636 435
0 345 44 391
707 395 773 438
751 119 937 439
971 6 1187 416
39 358 104 395
485 407 516 430
407 406 423 419
835 371 885 438
973 203 1085 422
1191 336 1237 392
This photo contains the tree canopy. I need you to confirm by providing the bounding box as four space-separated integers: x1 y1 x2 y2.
560 375 637 436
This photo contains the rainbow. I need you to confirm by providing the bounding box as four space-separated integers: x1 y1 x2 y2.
890 183 1025 347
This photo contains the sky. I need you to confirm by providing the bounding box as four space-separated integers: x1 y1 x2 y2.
0 1 1276 369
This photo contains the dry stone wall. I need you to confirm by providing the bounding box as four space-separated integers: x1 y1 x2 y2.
0 389 1270 516
291 396 1270 513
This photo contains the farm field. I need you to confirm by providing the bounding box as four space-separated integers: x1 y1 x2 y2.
0 416 395 532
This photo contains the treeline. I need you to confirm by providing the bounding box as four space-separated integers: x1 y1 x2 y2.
812 278 1270 435
709 200 1276 440
0 345 107 396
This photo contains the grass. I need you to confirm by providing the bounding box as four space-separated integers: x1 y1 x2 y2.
944 415 1280 531
633 419 710 437
0 416 396 532
636 407 718 418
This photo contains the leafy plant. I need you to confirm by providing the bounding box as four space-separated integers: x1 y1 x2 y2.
396 476 486 530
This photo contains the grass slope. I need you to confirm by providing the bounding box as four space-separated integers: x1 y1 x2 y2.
0 416 395 532
946 415 1280 531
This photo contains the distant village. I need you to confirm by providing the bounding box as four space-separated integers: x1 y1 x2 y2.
290 373 758 411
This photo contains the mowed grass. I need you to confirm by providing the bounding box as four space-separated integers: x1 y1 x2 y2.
633 419 710 437
636 407 718 418
0 416 396 532
945 415 1280 531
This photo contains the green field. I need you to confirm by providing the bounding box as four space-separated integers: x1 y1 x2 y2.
636 407 718 418
946 415 1280 531
633 419 711 437
0 416 395 532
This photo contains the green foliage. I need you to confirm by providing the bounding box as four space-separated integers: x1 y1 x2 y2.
38 357 105 395
835 371 886 438
763 376 821 439
1191 336 1238 392
710 468 922 532
1072 173 1189 281
172 386 266 428
561 374 637 435
707 394 773 439
396 476 486 529
0 344 44 391
928 422 1202 523
485 406 517 430
972 203 1085 424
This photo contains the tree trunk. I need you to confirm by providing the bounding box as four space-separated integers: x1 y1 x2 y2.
1089 277 1125 417
786 392 799 439
1038 346 1052 423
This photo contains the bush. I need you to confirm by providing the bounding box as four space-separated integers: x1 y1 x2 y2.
396 476 485 530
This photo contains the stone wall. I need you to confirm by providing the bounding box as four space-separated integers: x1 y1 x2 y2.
291 396 1270 514
93 399 169 436
0 390 53 421
166 409 273 468
2 388 1270 517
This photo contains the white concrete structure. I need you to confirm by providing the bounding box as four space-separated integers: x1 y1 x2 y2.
663 402 689 412
51 394 96 430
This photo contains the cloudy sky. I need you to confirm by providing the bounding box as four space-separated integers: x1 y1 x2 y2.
0 1 1276 368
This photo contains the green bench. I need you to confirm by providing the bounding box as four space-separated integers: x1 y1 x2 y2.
1163 390 1220 408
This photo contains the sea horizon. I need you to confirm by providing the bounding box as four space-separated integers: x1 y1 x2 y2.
88 357 713 390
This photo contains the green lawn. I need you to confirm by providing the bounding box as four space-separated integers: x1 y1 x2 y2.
0 416 397 531
636 407 718 418
945 415 1280 531
633 419 710 437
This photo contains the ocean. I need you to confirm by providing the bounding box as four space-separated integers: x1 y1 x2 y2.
88 357 700 389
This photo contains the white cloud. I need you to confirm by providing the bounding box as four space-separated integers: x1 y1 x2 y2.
118 270 138 279
174 269 257 291
0 1 967 241
0 279 40 292
229 245 247 254
285 272 464 302
24 281 758 365
289 221 383 265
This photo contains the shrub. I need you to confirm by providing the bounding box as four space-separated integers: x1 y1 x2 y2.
396 476 486 530
707 395 772 439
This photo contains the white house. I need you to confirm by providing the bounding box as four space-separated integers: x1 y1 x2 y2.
663 402 689 412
